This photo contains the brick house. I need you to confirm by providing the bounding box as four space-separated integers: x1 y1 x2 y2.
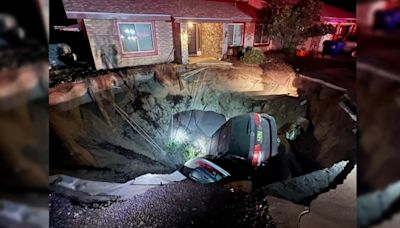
58 0 355 69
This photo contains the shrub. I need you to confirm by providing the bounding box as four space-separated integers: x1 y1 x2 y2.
240 49 266 64
183 145 200 161
164 139 183 155
258 0 335 54
164 139 201 162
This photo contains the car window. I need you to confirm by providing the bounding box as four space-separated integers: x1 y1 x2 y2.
229 115 251 158
189 168 214 184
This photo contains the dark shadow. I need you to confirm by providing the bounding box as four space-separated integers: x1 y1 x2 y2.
101 44 119 69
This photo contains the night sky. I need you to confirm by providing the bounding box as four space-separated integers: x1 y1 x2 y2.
322 0 356 13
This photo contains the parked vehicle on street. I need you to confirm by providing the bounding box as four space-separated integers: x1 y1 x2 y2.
180 157 231 184
343 35 357 58
322 36 356 58
207 113 279 167
322 40 345 57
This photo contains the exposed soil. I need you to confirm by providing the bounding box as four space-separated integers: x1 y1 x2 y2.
49 60 356 183
49 64 156 88
49 59 357 227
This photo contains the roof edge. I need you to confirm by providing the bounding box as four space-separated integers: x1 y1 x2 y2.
174 16 252 22
66 11 172 21
66 11 253 22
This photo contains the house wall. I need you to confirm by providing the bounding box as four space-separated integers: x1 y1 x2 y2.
172 22 183 64
244 22 255 49
199 23 224 59
83 19 174 69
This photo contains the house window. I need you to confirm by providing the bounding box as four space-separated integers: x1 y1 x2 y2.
254 24 270 45
118 23 154 53
227 24 243 46
336 25 351 39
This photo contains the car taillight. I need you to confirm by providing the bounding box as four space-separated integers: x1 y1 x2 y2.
252 144 261 166
254 113 261 128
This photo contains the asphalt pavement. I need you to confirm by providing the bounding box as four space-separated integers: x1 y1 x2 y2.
286 56 356 100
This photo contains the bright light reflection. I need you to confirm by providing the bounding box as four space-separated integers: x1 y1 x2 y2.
195 137 208 155
174 129 188 144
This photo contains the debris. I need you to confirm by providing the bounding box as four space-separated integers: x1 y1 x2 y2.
180 67 207 80
254 160 350 204
358 180 400 227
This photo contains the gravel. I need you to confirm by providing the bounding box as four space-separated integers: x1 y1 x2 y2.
50 180 274 228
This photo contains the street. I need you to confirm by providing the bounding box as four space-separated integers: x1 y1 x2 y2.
286 56 356 100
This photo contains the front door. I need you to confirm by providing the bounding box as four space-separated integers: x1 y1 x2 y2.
188 24 197 56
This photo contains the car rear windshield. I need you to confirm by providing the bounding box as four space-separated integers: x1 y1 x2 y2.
228 115 251 158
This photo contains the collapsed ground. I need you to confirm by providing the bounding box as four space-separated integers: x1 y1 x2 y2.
49 55 356 227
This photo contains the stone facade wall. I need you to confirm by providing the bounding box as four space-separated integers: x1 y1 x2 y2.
179 23 189 64
199 23 223 59
84 19 174 69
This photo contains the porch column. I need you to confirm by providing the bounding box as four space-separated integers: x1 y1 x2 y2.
221 23 229 60
180 22 189 64
172 21 189 64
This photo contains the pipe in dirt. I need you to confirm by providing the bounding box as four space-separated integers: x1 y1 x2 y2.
297 205 310 228
339 101 357 122
114 104 164 154
299 74 347 92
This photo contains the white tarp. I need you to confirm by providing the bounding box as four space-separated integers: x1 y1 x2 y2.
50 171 187 200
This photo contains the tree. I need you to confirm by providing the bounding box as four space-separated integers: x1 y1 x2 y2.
258 0 336 54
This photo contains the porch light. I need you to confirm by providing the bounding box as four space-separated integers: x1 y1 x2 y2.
188 22 193 28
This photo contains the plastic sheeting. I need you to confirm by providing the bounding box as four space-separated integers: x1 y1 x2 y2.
50 171 187 200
